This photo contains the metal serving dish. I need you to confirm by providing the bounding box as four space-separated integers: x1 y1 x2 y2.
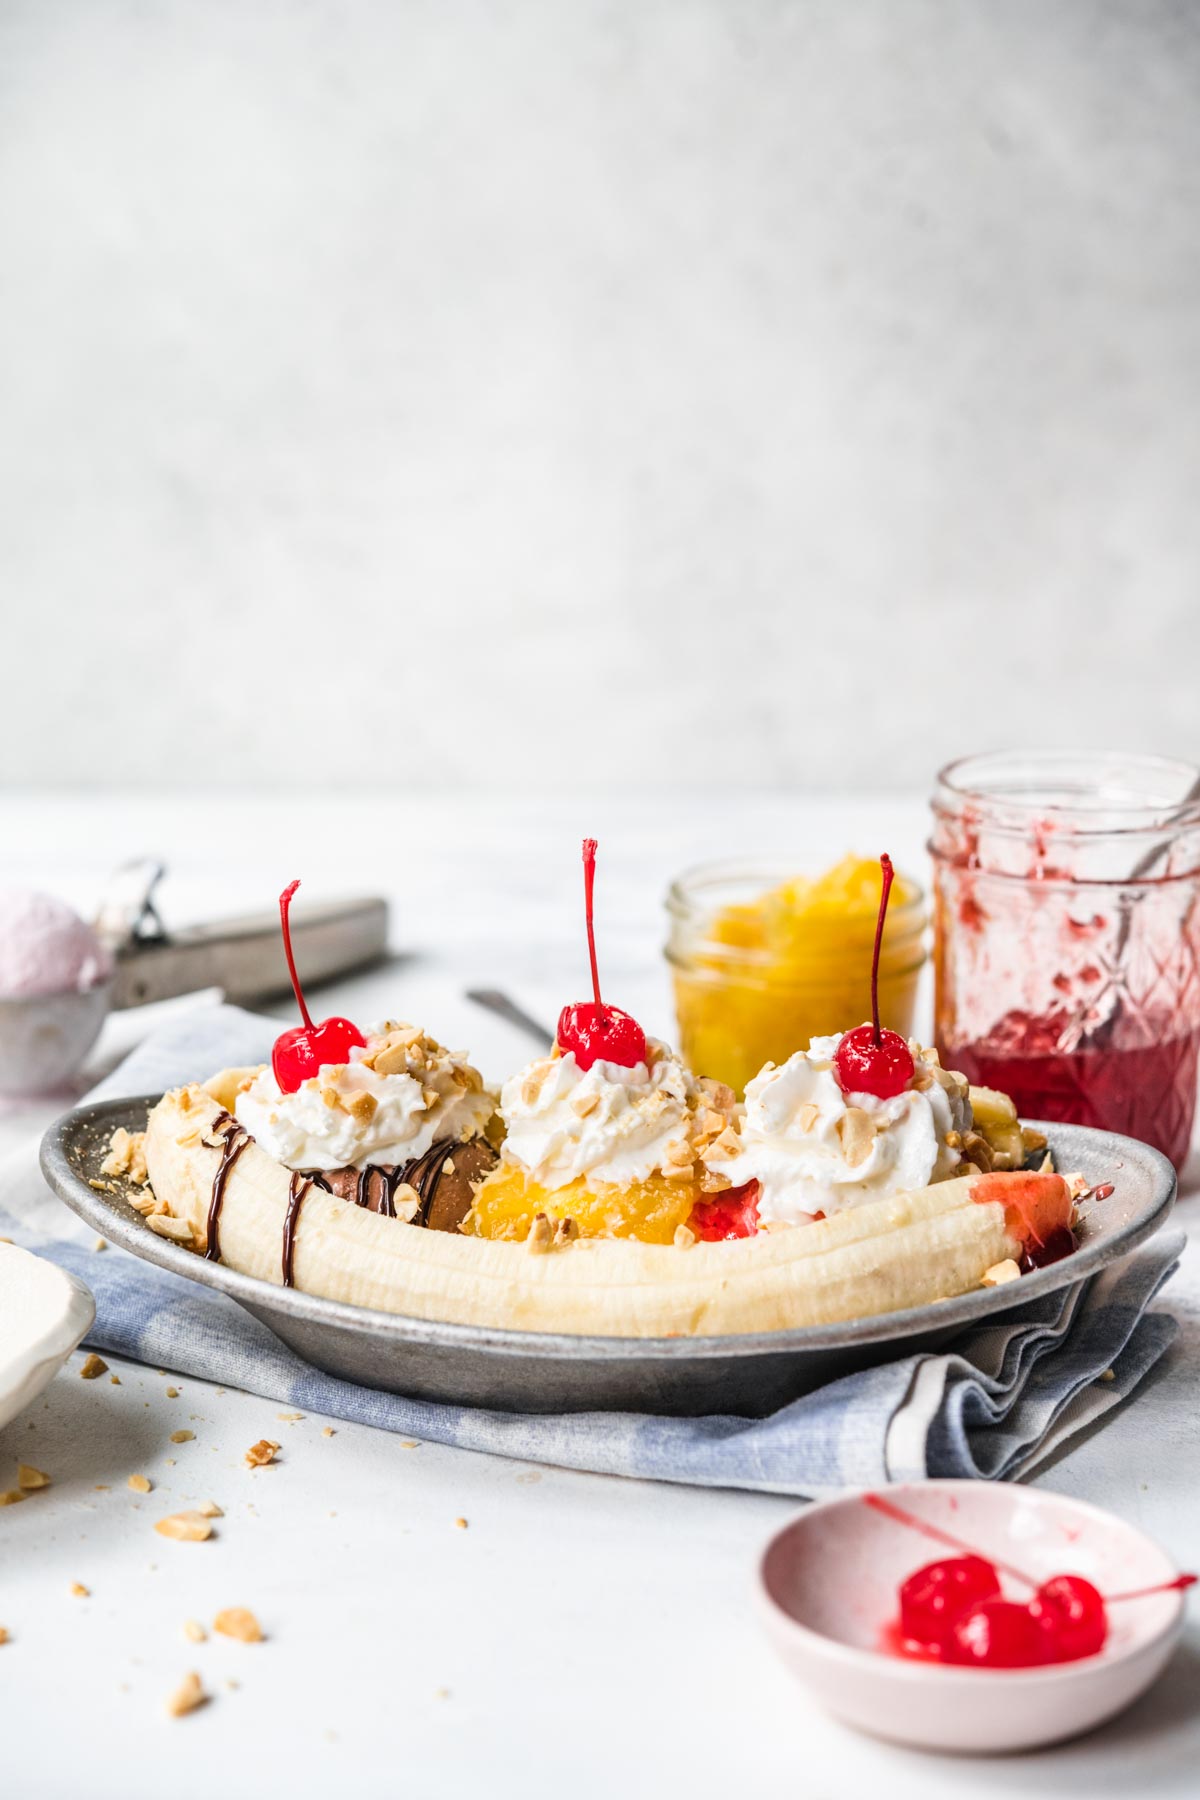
40 1098 1176 1417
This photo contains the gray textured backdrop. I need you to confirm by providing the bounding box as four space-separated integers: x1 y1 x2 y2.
1 1 1197 792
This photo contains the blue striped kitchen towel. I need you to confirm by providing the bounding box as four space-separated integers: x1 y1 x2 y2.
0 1004 1183 1496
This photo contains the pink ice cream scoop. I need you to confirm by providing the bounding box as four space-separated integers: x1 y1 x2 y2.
0 891 113 999
0 891 114 1093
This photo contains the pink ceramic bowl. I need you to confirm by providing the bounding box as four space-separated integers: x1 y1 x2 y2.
759 1480 1188 1753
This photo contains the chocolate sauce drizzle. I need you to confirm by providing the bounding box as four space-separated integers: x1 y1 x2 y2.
338 1142 454 1223
282 1140 459 1275
203 1110 252 1262
282 1172 313 1288
401 1140 457 1225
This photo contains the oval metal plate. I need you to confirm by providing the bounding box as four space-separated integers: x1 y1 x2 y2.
39 1097 1176 1416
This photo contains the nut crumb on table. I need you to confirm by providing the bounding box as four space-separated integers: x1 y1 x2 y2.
155 1512 214 1543
17 1464 50 1490
214 1607 263 1644
244 1439 280 1468
79 1354 108 1379
128 1473 152 1493
165 1672 207 1718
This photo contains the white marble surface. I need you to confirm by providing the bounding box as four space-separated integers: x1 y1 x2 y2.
2 2 1199 793
0 789 1198 1797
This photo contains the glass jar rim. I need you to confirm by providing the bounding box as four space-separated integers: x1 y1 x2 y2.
935 750 1200 842
665 855 926 920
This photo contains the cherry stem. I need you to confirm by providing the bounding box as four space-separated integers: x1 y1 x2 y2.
279 880 314 1032
862 1493 1036 1589
869 854 895 1047
581 838 605 1017
1106 1573 1197 1604
866 1494 1198 1605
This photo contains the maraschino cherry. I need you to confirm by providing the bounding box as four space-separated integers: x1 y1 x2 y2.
556 839 647 1072
271 880 366 1094
871 1493 1195 1669
833 853 915 1101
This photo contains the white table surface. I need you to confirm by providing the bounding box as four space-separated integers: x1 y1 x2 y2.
1 791 1197 1799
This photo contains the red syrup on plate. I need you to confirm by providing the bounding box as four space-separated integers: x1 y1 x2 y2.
946 1018 1200 1174
863 1493 1196 1669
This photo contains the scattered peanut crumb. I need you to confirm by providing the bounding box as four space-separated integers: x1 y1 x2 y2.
155 1512 213 1543
673 1223 696 1249
276 1412 304 1422
322 1427 335 1438
94 1484 110 1492
454 1517 468 1530
0 1491 26 1507
0 1626 8 1646
70 1583 89 1598
400 1440 420 1450
165 1386 179 1399
128 1474 152 1494
214 1607 263 1644
1101 1368 1116 1382
93 1237 107 1252
17 1465 50 1491
79 1354 108 1379
183 1619 207 1643
109 1375 121 1386
102 1126 149 1184
165 1671 207 1718
244 1440 280 1469
169 1430 195 1445
526 1212 554 1253
981 1259 1022 1287
225 1678 240 1691
195 1499 223 1518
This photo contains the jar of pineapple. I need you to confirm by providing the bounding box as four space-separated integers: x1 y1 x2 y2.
665 854 927 1095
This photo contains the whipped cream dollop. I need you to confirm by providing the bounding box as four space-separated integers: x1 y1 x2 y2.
234 1021 495 1172
704 1033 972 1227
499 1039 727 1191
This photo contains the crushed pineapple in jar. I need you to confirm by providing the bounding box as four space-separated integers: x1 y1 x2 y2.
666 854 926 1097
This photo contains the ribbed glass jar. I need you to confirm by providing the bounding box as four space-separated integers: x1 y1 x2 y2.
931 751 1200 1171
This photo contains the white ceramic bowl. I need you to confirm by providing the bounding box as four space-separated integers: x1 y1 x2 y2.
0 1243 96 1431
759 1480 1188 1753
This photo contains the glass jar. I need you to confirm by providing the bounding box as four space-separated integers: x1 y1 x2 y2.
931 751 1200 1171
665 857 926 1096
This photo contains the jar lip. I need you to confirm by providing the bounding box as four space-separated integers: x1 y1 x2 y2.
935 750 1200 840
664 943 927 980
665 856 926 917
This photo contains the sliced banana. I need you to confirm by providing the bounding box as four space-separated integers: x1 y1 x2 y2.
142 1084 1050 1338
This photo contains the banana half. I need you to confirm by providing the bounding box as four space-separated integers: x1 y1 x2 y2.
142 1081 1072 1339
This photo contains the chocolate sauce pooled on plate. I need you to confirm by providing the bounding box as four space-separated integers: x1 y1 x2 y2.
203 1110 252 1262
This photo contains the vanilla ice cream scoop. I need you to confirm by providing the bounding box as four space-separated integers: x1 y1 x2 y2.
0 890 114 1094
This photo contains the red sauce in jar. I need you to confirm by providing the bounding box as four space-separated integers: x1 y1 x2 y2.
946 1012 1200 1173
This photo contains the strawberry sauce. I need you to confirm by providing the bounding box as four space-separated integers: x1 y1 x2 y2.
949 1025 1200 1173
